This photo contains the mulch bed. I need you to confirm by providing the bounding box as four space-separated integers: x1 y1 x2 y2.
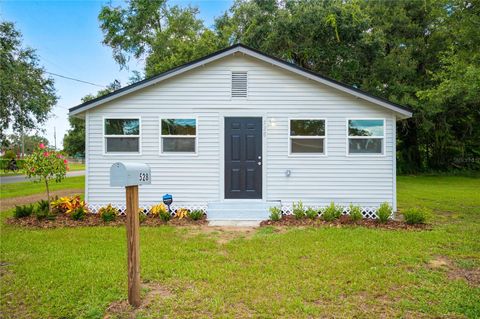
5 214 207 229
260 215 429 230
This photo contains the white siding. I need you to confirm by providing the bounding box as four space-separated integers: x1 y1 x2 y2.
86 54 397 209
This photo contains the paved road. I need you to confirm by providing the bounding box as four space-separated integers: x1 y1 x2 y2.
0 170 85 185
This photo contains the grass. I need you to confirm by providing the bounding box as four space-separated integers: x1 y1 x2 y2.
68 163 85 171
0 176 85 199
1 175 479 318
0 163 84 177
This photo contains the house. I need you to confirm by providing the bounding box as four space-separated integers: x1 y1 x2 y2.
69 44 412 223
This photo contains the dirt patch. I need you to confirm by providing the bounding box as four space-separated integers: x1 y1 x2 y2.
428 256 480 287
0 189 84 211
260 215 430 230
180 225 256 244
5 214 207 229
103 282 173 319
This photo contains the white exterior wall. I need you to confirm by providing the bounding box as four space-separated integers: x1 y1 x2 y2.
85 54 398 211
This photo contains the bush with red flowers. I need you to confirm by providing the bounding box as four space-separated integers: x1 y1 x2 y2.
23 143 68 211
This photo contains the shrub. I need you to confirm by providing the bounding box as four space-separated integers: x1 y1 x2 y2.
349 204 363 222
71 206 86 221
403 207 428 225
188 209 204 221
35 208 49 220
292 201 306 219
269 206 282 221
37 199 50 213
377 202 392 223
35 199 56 220
322 202 343 222
13 205 34 218
51 196 70 214
99 204 117 222
51 195 85 215
158 210 171 222
150 203 168 217
305 207 318 219
138 211 147 223
175 208 189 219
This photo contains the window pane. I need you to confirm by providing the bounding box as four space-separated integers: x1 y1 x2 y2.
161 119 196 135
106 137 139 152
105 119 139 135
291 138 324 153
348 120 384 136
348 138 383 154
290 120 325 136
162 137 195 152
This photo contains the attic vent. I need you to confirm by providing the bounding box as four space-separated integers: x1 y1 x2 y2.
231 71 248 98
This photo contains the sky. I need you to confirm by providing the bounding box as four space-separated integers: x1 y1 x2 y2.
1 0 232 149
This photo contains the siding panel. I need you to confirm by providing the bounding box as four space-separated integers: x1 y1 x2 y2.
86 55 396 209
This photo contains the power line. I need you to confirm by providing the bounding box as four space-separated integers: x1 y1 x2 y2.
45 71 106 88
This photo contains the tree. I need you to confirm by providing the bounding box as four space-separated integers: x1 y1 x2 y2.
24 143 68 211
5 133 49 156
62 117 85 157
98 0 226 76
0 22 57 146
417 0 480 170
63 81 122 156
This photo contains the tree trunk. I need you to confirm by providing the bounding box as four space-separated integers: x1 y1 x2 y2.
45 179 50 212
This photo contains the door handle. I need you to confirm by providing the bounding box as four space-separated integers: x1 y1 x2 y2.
258 162 262 166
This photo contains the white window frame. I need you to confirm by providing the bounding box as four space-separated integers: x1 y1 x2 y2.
288 118 327 157
103 116 141 155
159 116 198 156
346 118 386 156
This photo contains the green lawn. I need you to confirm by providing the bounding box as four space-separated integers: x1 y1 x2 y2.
1 175 479 318
0 176 85 199
0 163 84 177
69 163 85 171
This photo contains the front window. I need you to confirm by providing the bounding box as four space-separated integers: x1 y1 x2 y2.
104 118 140 153
289 119 326 154
161 118 197 153
348 119 384 155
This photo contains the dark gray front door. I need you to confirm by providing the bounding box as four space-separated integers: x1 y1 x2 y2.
224 117 262 199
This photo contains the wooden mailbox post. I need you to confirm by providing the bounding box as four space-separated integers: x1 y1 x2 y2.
110 162 151 307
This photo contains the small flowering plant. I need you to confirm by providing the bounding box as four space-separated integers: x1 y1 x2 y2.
24 143 68 211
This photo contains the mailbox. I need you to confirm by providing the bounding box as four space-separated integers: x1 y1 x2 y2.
110 162 151 187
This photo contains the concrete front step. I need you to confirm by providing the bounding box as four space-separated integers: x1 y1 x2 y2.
207 201 280 221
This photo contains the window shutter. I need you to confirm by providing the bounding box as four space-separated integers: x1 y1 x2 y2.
231 71 247 98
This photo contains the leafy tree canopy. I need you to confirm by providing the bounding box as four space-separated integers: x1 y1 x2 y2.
0 22 57 145
98 0 226 76
3 133 49 156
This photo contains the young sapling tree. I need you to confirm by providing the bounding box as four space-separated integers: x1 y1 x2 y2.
23 143 68 212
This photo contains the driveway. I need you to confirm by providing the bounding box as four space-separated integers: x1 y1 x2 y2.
0 170 85 185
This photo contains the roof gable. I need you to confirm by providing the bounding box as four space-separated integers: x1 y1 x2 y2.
69 44 412 118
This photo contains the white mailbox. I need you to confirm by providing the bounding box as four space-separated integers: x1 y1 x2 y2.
110 162 151 187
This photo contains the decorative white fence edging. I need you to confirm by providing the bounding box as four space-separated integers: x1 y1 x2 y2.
87 203 208 216
88 203 391 219
280 205 389 219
